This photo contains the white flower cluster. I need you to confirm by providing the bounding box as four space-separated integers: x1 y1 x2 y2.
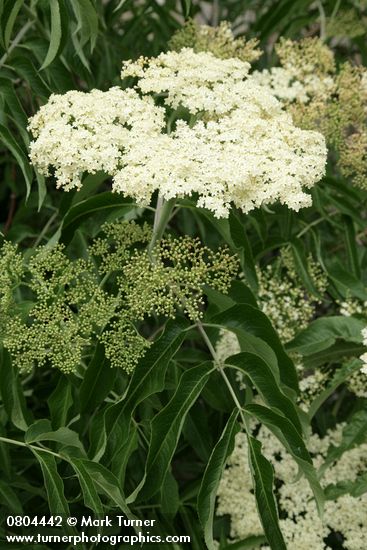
122 48 252 115
346 327 367 397
298 364 327 410
251 37 336 107
29 47 327 218
251 66 335 104
256 261 321 343
28 88 164 191
216 328 240 364
216 432 263 540
217 425 367 549
339 296 367 317
360 327 367 375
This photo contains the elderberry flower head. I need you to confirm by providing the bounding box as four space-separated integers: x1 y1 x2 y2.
28 25 327 218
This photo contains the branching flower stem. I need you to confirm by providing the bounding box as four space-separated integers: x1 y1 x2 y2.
196 319 247 427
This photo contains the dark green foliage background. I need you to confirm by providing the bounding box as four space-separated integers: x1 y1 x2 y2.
1 1 367 549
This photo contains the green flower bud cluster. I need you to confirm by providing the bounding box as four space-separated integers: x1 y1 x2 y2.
121 235 238 321
0 222 238 373
168 19 261 63
275 37 335 77
0 242 26 339
2 244 119 374
90 220 152 274
326 9 367 39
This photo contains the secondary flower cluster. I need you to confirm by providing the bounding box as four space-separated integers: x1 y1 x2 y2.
168 19 261 62
257 249 327 342
28 24 327 218
348 327 367 398
253 37 367 189
0 222 237 373
217 424 367 549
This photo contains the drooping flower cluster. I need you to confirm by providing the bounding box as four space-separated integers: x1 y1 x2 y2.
337 298 367 397
253 37 367 190
217 424 367 549
28 24 327 218
0 222 237 373
257 250 327 342
360 327 367 375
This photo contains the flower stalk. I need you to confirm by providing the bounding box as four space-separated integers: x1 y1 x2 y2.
147 195 176 257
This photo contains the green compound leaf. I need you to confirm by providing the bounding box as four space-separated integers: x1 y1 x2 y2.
0 77 28 135
247 436 286 550
72 459 132 517
41 0 62 69
289 239 324 299
325 472 367 500
0 122 33 197
0 348 30 431
229 211 258 290
245 404 324 516
25 420 85 454
343 215 361 278
319 410 367 476
89 318 189 462
11 55 50 99
137 361 214 502
61 191 135 244
0 480 23 515
79 342 116 413
227 352 303 435
212 304 299 392
71 0 99 51
197 409 239 550
69 458 104 516
47 376 73 429
3 0 24 49
287 315 365 356
31 449 70 516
